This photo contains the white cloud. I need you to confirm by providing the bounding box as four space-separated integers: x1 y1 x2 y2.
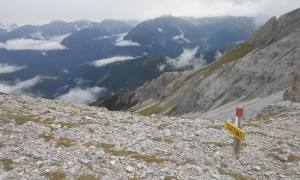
215 50 223 60
0 63 26 74
58 86 108 104
115 40 141 46
158 47 206 70
62 69 70 74
91 56 138 67
0 76 42 95
0 34 69 51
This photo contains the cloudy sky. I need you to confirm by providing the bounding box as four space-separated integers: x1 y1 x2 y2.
0 0 299 25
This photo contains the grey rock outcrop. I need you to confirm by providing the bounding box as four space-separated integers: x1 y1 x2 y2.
274 7 300 40
133 71 183 102
246 16 277 46
247 7 300 46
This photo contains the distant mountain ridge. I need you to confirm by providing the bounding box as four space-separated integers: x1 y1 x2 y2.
0 16 257 100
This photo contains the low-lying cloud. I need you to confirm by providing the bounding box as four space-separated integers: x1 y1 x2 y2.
0 76 42 95
58 86 108 104
91 56 138 67
0 63 26 74
158 47 205 71
0 34 69 51
115 32 140 47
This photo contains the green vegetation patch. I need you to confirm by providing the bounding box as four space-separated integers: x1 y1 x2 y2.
15 115 33 125
287 154 300 162
38 133 54 142
243 122 261 127
41 171 66 180
77 175 98 180
131 154 164 164
57 137 75 147
257 114 272 123
0 158 13 171
138 104 162 116
203 141 231 147
97 142 164 164
183 158 197 165
218 168 255 180
205 125 223 129
247 131 267 136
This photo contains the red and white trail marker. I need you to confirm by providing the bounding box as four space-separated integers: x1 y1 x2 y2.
224 107 245 159
233 107 244 158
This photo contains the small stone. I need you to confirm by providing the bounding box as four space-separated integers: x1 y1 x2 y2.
279 154 289 162
13 147 20 151
126 166 135 173
253 166 261 171
137 163 144 169
13 157 24 163
264 171 270 176
78 159 89 164
85 117 92 120
146 169 154 174
210 171 221 180
36 161 43 165
150 114 156 117
102 175 110 180
110 160 116 165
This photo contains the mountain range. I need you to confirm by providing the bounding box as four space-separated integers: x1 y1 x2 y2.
92 7 300 119
0 16 256 102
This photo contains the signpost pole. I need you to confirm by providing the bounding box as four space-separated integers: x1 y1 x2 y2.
233 107 244 159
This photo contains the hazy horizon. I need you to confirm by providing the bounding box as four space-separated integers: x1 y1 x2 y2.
0 0 299 25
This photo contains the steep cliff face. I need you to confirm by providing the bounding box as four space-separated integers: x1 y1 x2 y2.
127 7 300 117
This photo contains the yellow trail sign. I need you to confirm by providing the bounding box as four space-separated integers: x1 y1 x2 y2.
224 122 245 141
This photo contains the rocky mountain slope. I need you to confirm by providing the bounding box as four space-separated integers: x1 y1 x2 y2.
92 7 300 119
1 93 300 179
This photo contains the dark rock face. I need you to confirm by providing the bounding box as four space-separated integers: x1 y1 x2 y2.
90 92 137 111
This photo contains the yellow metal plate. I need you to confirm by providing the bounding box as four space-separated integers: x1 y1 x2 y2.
224 121 245 141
